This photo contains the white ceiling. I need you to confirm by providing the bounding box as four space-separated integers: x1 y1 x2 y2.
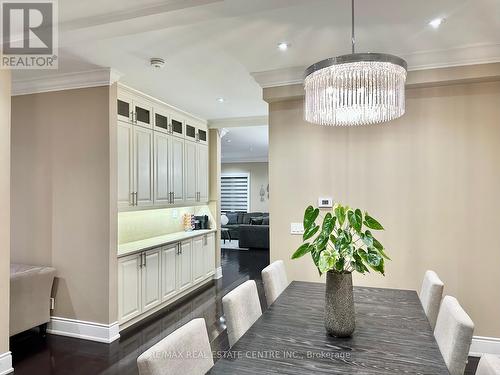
221 126 268 163
12 0 500 120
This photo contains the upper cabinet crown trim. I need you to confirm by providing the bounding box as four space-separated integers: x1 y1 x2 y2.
118 83 207 126
12 68 122 96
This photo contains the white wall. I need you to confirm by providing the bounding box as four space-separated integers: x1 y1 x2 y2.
222 162 269 212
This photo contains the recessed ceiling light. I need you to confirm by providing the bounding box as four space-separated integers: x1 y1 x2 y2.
429 17 444 29
216 97 225 103
226 139 232 143
278 42 290 51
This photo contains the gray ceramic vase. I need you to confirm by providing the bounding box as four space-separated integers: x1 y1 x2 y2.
325 271 355 337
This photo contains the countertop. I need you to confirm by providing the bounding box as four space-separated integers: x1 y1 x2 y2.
117 229 217 258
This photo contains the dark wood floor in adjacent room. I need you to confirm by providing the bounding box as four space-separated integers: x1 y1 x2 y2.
10 247 479 375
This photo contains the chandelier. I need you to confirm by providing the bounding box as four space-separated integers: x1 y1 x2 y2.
304 0 407 126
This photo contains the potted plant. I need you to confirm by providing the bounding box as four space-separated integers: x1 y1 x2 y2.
291 204 390 337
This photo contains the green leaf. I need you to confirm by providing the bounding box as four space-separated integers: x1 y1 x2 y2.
304 206 320 230
321 213 335 237
335 205 346 226
303 225 320 241
372 237 391 260
318 251 336 274
334 257 345 272
361 230 374 248
372 256 385 275
366 251 382 267
353 251 369 274
291 243 312 259
364 213 384 230
313 234 329 252
348 209 363 233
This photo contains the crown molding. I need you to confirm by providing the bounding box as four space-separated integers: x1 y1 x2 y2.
252 43 500 89
208 116 268 129
12 68 122 96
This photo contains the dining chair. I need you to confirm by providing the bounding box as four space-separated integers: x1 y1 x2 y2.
419 270 444 330
261 260 289 307
476 354 500 375
222 279 262 347
434 296 474 375
137 318 214 375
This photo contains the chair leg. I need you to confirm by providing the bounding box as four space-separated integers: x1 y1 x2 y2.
39 323 48 338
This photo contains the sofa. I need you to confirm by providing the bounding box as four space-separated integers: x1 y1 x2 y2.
10 263 56 336
222 212 269 249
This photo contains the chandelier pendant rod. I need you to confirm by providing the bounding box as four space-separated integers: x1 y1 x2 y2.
351 0 355 54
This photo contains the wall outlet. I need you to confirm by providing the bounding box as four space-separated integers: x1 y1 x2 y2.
290 222 304 235
318 197 333 208
171 209 178 219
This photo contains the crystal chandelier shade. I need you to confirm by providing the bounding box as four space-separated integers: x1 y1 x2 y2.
304 56 407 126
304 0 407 126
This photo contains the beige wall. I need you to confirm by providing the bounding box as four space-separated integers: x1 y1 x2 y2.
209 129 222 269
222 162 269 212
268 80 500 337
0 71 11 353
11 86 116 324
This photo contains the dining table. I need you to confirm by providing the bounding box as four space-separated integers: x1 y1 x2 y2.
208 281 450 374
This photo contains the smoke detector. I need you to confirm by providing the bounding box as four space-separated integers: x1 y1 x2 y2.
150 58 165 69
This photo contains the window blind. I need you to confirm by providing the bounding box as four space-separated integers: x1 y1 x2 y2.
221 174 249 212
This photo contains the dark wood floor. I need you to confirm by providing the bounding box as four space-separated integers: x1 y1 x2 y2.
10 247 479 375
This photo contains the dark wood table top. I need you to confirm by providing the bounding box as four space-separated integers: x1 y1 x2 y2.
209 281 449 374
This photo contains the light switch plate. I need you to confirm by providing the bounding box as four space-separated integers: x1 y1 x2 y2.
290 222 304 235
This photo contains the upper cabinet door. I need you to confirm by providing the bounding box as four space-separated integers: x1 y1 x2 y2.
184 141 197 203
133 98 153 129
170 115 184 139
185 123 197 143
134 127 154 207
169 137 184 204
154 108 170 134
197 128 208 145
118 121 134 209
197 144 209 203
153 132 170 205
117 94 134 123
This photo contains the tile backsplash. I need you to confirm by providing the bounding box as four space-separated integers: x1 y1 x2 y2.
118 206 214 244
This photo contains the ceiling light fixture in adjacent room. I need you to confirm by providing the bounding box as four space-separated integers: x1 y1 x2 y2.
278 42 290 51
429 17 444 29
304 0 407 126
216 97 225 103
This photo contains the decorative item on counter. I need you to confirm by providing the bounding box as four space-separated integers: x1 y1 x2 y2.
183 213 195 231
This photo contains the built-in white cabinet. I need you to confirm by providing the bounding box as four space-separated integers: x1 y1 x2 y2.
117 85 209 211
118 232 216 325
178 240 193 292
197 144 209 203
117 121 134 209
118 254 142 323
204 233 215 277
161 244 178 301
184 141 198 203
141 248 161 311
133 126 154 207
192 236 205 283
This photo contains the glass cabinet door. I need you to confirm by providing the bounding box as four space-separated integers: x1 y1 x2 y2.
117 96 133 123
171 117 184 138
154 112 169 133
185 124 196 141
197 129 207 144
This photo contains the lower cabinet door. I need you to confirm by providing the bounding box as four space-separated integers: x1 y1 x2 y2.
118 254 142 323
204 233 216 277
192 236 205 283
142 248 161 311
161 244 178 301
177 240 193 292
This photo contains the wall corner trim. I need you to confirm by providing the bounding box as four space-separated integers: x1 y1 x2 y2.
48 317 120 344
12 68 122 96
470 336 500 356
214 266 223 280
0 352 13 375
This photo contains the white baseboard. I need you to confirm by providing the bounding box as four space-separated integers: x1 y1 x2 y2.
48 317 120 343
214 266 223 279
470 336 500 356
0 352 13 375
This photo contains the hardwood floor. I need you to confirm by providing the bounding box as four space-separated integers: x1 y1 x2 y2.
10 248 479 375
